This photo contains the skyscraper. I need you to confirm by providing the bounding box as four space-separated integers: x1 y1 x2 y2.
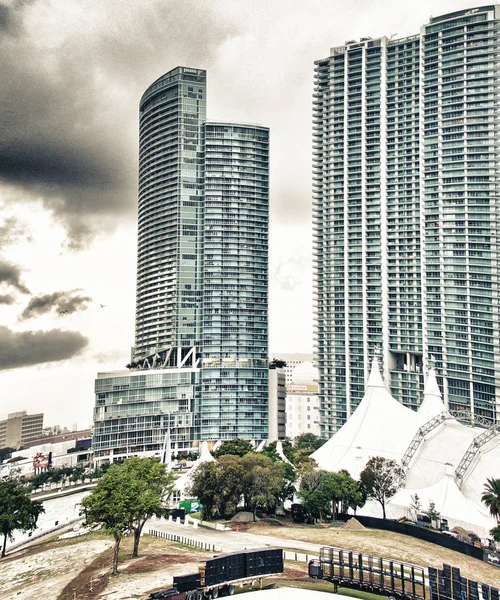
92 68 269 462
201 122 269 440
313 6 500 437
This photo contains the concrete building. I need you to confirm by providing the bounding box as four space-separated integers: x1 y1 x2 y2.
313 6 500 436
285 362 321 440
0 411 43 449
93 67 269 461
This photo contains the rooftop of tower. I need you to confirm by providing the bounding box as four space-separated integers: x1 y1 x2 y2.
320 4 499 58
140 66 206 107
205 119 268 130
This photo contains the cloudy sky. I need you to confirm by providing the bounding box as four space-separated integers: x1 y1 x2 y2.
0 0 486 428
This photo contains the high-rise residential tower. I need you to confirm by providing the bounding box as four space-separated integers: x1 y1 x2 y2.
313 6 500 437
201 123 269 440
92 68 269 462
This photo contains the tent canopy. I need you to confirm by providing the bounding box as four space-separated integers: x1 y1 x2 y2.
311 358 422 478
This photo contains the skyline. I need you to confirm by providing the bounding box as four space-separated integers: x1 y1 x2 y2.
0 0 490 427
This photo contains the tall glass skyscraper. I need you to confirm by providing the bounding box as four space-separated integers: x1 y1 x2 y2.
313 6 500 437
92 68 269 462
201 122 269 439
135 67 206 357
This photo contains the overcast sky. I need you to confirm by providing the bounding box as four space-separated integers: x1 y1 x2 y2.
0 0 488 428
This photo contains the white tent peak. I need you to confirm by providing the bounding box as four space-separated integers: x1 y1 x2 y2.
367 357 385 388
175 441 216 499
418 368 447 420
198 441 216 463
311 359 422 478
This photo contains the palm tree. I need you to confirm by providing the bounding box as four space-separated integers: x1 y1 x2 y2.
481 478 500 521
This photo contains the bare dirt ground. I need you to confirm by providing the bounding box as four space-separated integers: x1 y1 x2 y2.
240 520 500 587
0 536 112 600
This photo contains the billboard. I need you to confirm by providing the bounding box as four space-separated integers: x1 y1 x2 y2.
33 451 51 471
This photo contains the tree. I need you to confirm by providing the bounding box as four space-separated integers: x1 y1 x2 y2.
213 439 254 458
269 358 287 369
426 501 440 524
189 461 218 520
240 454 286 521
81 457 174 573
0 480 45 558
482 478 500 521
0 447 14 463
298 469 362 522
215 455 245 519
490 525 500 543
359 456 404 519
294 433 327 453
410 493 421 517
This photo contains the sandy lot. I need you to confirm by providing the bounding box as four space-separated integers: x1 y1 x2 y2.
0 538 112 600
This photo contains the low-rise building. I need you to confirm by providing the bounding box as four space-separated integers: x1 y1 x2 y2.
0 411 44 450
286 362 321 439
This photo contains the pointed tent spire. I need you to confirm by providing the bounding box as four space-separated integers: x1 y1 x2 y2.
367 356 385 388
419 367 447 420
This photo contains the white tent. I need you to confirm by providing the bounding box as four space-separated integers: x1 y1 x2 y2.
386 467 496 538
276 441 293 466
418 368 448 420
311 358 422 479
405 420 481 489
175 441 216 499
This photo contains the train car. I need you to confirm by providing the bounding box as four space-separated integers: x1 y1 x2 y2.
149 548 284 600
309 546 426 600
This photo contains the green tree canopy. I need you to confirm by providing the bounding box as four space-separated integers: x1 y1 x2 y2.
81 457 174 573
359 456 405 519
190 453 293 522
241 454 286 521
298 469 362 521
0 480 44 558
188 461 219 520
294 433 327 453
213 439 255 458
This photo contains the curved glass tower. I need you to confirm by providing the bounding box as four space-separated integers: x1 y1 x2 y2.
136 67 206 358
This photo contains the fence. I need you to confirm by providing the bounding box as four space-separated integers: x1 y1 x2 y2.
284 550 318 563
339 515 484 561
148 528 218 552
7 517 84 554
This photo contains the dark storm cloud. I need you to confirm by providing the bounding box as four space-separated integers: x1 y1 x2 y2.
19 289 92 321
0 259 29 294
0 294 15 305
0 325 88 371
0 216 32 248
0 0 241 249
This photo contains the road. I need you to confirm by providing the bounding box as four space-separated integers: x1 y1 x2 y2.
147 518 320 555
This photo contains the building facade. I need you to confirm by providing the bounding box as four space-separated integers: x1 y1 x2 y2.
201 123 269 440
0 411 44 450
285 362 321 439
314 6 500 436
93 68 269 461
